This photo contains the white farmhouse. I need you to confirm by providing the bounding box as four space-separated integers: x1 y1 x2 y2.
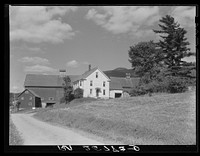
73 66 110 99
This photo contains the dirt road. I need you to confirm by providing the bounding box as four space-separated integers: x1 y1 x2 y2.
10 113 105 145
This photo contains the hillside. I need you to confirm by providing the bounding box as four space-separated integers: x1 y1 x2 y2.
103 67 138 78
34 91 196 145
103 67 196 79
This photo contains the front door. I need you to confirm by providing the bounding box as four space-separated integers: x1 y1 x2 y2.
96 90 99 97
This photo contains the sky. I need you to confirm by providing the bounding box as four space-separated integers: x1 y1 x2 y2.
9 5 196 93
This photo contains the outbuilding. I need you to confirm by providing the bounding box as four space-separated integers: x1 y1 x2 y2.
17 89 42 109
109 76 140 98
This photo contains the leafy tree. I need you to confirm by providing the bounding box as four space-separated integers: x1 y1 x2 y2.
63 76 74 103
153 15 195 78
129 41 162 76
128 41 163 95
74 88 83 99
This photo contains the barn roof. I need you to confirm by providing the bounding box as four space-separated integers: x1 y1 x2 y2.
110 77 140 90
24 74 79 87
18 89 41 97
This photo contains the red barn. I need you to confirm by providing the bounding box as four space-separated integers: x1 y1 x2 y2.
23 70 78 108
17 89 42 109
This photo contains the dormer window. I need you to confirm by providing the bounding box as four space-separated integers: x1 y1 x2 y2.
96 72 98 78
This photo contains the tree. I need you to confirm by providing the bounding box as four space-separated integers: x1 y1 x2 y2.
63 76 74 103
74 88 83 99
153 15 195 78
128 41 163 95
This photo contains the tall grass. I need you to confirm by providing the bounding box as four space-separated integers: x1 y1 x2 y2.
9 119 24 145
34 91 196 145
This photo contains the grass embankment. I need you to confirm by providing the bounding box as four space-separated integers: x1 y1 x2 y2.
9 119 24 145
34 91 196 145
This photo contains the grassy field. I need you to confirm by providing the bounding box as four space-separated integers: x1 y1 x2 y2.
34 91 196 145
9 119 24 145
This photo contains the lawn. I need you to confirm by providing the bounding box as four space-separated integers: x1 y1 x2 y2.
34 91 196 145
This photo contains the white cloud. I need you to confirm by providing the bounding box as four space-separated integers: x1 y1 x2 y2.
86 6 160 35
24 64 57 73
18 56 50 65
27 47 45 53
66 60 79 68
171 6 196 27
10 6 77 43
11 45 45 54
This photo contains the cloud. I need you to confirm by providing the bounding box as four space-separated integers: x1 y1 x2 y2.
10 6 77 43
24 64 57 73
66 60 79 68
171 6 196 27
11 45 45 54
85 6 160 35
18 56 50 65
27 47 45 53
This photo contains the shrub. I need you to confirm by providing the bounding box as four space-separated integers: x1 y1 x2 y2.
74 88 83 99
130 75 188 96
129 85 147 97
59 96 66 104
165 76 188 93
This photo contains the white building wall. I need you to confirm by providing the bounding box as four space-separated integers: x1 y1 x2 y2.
110 90 123 98
83 69 110 99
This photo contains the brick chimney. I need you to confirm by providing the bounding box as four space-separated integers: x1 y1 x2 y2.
88 64 91 71
59 69 66 77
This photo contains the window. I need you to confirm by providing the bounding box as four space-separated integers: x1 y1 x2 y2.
103 89 105 95
103 81 105 87
90 80 93 86
96 72 98 78
21 97 24 100
80 81 82 86
25 91 29 94
29 96 32 100
28 102 32 106
90 89 92 94
49 97 54 100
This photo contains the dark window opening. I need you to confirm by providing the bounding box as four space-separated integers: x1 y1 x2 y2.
46 103 55 108
115 93 122 98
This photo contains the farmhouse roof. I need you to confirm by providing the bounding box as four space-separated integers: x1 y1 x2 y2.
110 77 140 90
73 67 110 82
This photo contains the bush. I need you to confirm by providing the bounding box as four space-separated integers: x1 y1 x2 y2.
165 76 188 93
60 96 66 104
74 88 83 99
129 85 147 97
130 75 188 96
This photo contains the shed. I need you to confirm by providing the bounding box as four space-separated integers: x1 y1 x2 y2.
17 89 42 109
109 77 140 98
